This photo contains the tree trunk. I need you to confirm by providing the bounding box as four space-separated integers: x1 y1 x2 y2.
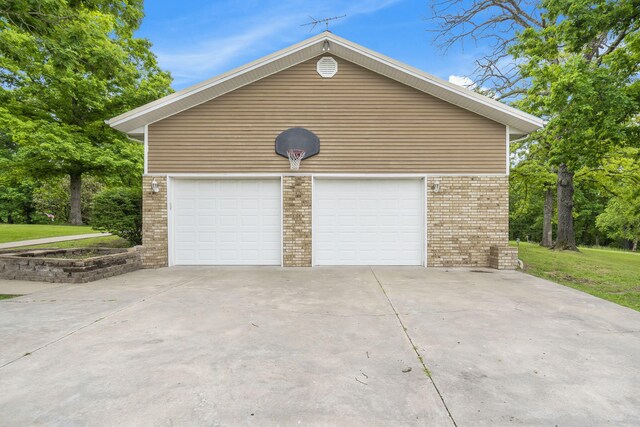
69 172 83 225
553 164 578 251
541 187 553 247
633 239 638 252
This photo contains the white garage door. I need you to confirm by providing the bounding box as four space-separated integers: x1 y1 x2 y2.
172 179 281 265
314 179 424 265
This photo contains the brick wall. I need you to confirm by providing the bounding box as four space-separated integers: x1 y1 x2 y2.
282 176 312 267
427 176 510 267
142 176 168 268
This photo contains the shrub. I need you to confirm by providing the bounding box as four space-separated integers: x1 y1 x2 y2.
92 187 142 245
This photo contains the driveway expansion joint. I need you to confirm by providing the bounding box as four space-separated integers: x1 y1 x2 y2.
369 267 458 427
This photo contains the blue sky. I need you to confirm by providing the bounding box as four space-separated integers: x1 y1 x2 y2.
137 0 485 90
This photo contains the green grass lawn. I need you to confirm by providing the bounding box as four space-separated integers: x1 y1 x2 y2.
0 294 22 300
18 235 131 249
0 224 95 243
512 242 640 311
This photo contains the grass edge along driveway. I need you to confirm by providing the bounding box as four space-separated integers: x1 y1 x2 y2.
513 242 639 312
0 224 95 244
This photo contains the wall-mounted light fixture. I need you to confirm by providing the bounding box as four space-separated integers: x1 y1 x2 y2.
432 181 441 193
322 40 331 52
151 178 160 193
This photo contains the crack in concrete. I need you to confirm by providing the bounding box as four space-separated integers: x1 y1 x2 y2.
0 275 206 370
369 267 458 427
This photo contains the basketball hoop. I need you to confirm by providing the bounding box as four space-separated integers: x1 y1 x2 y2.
287 149 306 170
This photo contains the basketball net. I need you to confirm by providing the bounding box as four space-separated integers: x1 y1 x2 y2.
287 149 306 170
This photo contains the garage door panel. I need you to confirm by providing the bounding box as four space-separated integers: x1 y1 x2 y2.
172 179 281 265
314 179 423 265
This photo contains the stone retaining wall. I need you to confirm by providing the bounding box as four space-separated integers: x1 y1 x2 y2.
0 247 142 283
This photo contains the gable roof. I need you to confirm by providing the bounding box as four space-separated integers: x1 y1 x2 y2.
107 32 544 141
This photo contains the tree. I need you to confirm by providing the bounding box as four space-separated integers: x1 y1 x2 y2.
429 0 640 250
593 147 640 250
515 0 640 249
0 0 172 224
597 192 640 251
428 0 544 102
31 175 105 224
511 133 556 246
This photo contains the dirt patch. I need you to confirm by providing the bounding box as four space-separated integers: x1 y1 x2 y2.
547 271 600 286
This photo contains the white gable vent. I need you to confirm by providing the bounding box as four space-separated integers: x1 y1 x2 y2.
317 56 338 78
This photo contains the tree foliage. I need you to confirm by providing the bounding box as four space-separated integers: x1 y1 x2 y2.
593 148 640 249
0 0 172 224
514 0 640 171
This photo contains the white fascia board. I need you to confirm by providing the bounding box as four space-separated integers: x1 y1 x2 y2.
143 124 148 174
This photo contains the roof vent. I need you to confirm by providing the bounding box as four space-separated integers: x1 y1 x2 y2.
317 56 338 78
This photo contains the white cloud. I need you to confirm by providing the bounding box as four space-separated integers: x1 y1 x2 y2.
448 75 477 89
156 19 296 87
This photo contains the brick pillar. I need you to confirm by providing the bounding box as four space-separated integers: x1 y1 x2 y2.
489 246 518 270
282 176 312 267
141 176 168 268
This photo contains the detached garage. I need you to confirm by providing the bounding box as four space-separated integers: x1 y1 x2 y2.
108 32 543 269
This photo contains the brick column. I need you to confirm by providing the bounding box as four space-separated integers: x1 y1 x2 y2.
141 176 168 268
427 176 509 267
282 176 312 267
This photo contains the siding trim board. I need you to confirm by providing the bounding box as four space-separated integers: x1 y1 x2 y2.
506 125 510 175
167 176 173 266
143 124 149 174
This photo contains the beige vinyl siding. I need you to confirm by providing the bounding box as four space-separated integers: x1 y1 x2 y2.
148 56 506 174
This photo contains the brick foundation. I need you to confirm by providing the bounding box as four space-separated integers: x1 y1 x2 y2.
142 176 168 268
427 176 510 268
282 176 312 267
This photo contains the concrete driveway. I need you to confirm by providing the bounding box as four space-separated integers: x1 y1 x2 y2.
0 267 638 426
